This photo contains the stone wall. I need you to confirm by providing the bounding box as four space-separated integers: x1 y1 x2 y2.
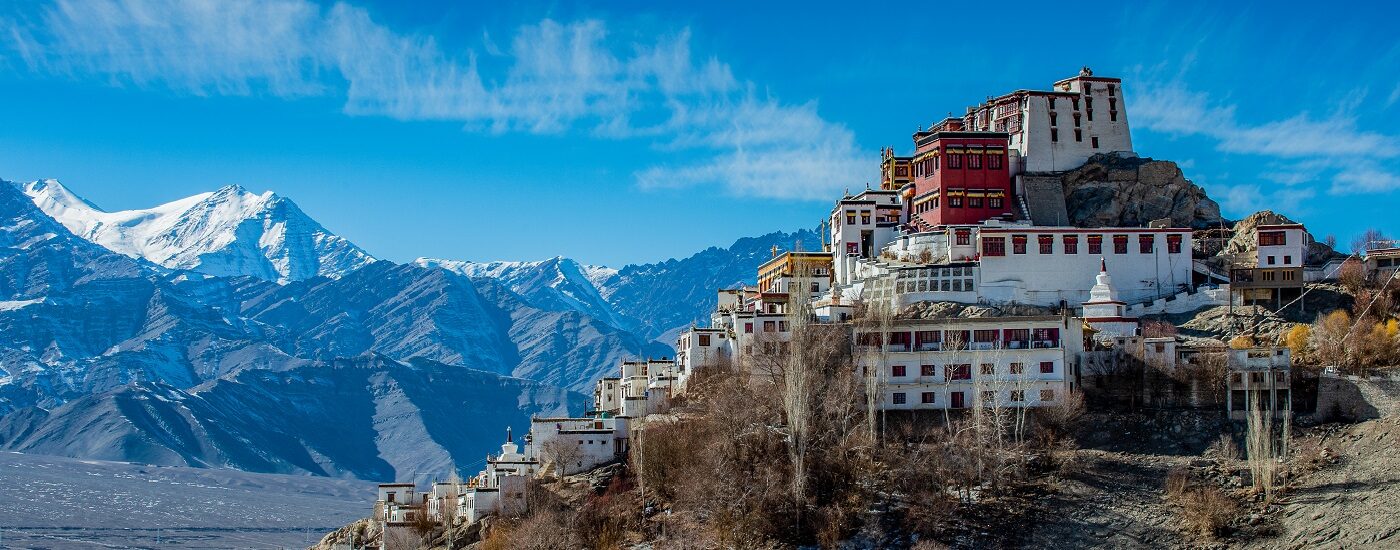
1312 372 1400 422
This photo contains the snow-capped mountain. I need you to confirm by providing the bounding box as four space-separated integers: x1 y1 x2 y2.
0 177 812 479
418 257 628 332
22 179 376 283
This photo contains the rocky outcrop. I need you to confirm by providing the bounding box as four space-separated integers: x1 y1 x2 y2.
1060 154 1225 229
899 301 1060 320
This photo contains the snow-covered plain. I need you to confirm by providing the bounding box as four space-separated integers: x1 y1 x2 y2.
0 451 374 549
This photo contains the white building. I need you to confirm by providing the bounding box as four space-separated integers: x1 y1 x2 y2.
964 67 1134 176
831 190 903 286
529 416 630 476
1255 224 1308 269
856 315 1083 410
374 483 421 526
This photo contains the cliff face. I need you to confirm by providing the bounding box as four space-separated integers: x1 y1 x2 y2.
1060 154 1225 230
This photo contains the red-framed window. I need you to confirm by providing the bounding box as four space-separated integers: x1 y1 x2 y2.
1113 235 1128 254
988 154 1003 169
1139 235 1154 254
955 229 971 246
1064 235 1079 254
891 365 906 377
1088 234 1103 254
921 392 936 404
1040 361 1055 374
1167 234 1183 254
1259 231 1287 246
920 364 937 376
968 154 982 169
982 237 1006 256
948 364 972 380
1039 235 1054 254
947 153 962 169
1012 235 1028 254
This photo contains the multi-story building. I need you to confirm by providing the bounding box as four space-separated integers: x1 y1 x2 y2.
906 118 1014 229
1231 224 1307 308
757 250 833 296
855 315 1083 410
964 67 1133 176
1226 348 1292 420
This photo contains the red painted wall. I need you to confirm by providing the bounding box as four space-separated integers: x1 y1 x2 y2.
911 133 1012 227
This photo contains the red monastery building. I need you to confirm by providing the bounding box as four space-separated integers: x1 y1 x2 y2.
905 118 1013 228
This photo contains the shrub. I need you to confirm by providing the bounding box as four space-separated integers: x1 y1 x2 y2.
1178 486 1239 539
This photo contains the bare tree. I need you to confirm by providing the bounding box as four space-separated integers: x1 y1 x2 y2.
539 438 585 478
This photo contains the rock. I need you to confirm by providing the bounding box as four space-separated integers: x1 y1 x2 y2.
1060 154 1225 229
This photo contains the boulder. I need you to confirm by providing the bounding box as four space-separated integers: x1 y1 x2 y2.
1060 154 1225 229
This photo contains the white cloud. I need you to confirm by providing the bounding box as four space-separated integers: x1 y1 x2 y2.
1134 80 1400 197
8 0 860 200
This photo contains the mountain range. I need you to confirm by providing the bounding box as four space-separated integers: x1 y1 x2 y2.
0 178 813 479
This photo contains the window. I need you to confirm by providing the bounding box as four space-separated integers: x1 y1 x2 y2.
1088 234 1103 254
1040 389 1055 402
763 320 776 332
891 365 906 377
1039 235 1054 254
1064 235 1079 254
744 322 753 334
1167 234 1182 254
989 155 1003 169
974 329 999 343
1074 129 1083 141
1259 231 1287 246
982 237 1005 256
1284 255 1292 265
1012 235 1027 254
1051 128 1059 142
861 211 871 224
698 334 710 346
1108 84 1116 96
980 363 995 375
1039 361 1054 374
1262 270 1276 281
779 320 790 332
921 392 935 404
1010 390 1025 402
1283 270 1298 281
845 211 855 224
892 392 907 405
1113 235 1128 254
1267 255 1276 265
968 154 982 169
949 196 963 208
1139 235 1154 254
921 364 937 376
1071 97 1079 110
1003 328 1030 348
1048 97 1056 109
948 364 971 380
1073 113 1081 127
969 196 983 208
989 197 1003 209
1049 111 1058 126
948 153 962 169
981 390 996 404
1010 362 1024 374
955 229 971 246
811 281 820 293
1091 136 1099 148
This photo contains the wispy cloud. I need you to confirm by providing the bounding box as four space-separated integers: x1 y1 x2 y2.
1133 79 1400 203
5 0 865 199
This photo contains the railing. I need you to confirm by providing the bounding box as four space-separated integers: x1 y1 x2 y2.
1032 340 1060 349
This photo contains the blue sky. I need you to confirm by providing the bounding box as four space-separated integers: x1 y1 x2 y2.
2 0 1397 266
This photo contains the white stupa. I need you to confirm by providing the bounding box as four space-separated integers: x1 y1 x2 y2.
1082 258 1138 337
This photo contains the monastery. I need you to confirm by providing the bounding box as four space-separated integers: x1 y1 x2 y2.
369 68 1324 540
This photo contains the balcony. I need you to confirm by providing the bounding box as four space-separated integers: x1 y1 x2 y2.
1032 340 1061 349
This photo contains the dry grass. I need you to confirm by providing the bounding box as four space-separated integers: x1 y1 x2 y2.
1164 468 1240 541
